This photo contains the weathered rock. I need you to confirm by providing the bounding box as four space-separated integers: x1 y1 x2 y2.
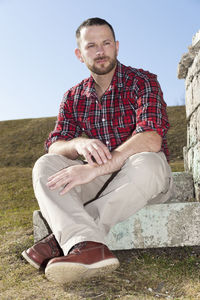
107 202 200 250
33 210 51 243
169 172 194 203
177 52 195 79
183 146 189 172
186 51 200 88
193 142 200 188
188 112 198 148
178 30 200 80
178 29 200 200
33 202 200 249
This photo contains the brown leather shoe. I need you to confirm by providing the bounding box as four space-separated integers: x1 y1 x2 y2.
45 241 120 283
22 234 63 269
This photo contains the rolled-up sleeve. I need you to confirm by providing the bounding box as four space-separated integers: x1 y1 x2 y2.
45 93 81 152
132 76 170 138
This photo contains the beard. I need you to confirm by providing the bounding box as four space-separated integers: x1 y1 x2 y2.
86 55 117 75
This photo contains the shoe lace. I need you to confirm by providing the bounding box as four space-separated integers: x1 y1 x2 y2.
47 239 60 255
69 241 87 255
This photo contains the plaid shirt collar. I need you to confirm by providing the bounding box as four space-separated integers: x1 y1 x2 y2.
83 60 125 98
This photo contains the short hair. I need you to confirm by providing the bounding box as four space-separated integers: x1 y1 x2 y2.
76 17 116 45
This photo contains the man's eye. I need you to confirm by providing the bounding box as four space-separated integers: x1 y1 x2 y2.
88 44 94 48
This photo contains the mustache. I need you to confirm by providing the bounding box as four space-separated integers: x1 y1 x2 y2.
94 56 109 61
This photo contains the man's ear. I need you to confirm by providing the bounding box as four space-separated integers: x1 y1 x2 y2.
116 41 119 56
75 48 84 63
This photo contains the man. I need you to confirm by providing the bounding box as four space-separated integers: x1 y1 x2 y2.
22 17 173 284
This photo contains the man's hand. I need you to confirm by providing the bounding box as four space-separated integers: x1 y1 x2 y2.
46 164 98 195
75 138 112 165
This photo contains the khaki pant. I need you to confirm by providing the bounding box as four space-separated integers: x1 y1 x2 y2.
33 151 174 255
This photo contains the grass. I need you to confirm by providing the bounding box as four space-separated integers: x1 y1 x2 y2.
167 106 187 163
2 105 199 300
0 106 186 168
1 169 200 300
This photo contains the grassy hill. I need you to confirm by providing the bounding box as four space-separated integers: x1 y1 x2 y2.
0 105 187 168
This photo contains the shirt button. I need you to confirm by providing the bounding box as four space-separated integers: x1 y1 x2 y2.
82 128 85 131
102 118 105 122
106 141 109 145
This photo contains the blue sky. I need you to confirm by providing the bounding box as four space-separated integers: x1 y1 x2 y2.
0 0 199 121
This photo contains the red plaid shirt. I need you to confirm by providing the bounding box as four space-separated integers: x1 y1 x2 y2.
46 61 170 160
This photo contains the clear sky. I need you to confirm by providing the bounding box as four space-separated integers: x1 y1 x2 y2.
0 0 199 121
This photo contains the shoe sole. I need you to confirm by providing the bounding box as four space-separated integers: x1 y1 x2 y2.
22 250 40 269
45 258 119 283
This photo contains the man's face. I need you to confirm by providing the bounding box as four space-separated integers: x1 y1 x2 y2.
76 25 119 75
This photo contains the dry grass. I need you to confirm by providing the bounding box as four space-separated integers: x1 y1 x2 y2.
1 166 200 300
167 106 187 162
1 226 200 300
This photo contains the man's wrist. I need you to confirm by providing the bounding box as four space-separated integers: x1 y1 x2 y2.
93 151 125 177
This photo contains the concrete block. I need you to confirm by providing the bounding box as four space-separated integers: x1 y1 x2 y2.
186 51 200 86
170 172 194 202
183 146 189 172
192 75 200 112
195 185 200 202
177 52 194 79
188 112 198 148
193 142 200 181
177 30 200 80
187 147 194 173
107 202 200 250
187 124 190 149
178 30 200 202
33 210 51 243
33 202 200 250
185 83 193 118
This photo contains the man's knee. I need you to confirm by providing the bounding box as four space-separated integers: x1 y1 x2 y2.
126 151 169 174
33 153 55 172
33 153 83 179
33 153 66 179
124 151 171 193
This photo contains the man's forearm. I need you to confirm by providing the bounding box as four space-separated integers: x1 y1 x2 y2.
115 130 162 162
48 139 79 159
94 131 162 177
48 137 112 165
48 130 161 176
47 131 162 195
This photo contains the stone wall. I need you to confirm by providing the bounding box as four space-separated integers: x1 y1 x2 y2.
178 30 200 201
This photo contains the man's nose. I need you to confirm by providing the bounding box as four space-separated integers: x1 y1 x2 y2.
96 45 104 56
